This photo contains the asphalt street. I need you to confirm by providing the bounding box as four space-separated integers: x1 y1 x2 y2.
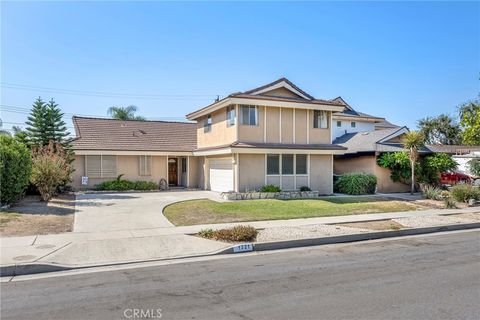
1 230 479 320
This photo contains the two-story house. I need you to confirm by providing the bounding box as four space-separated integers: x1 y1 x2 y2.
70 78 348 194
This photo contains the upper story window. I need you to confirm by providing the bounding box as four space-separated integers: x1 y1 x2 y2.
313 110 329 129
351 121 356 128
337 121 342 127
240 105 258 126
204 115 212 133
226 105 236 127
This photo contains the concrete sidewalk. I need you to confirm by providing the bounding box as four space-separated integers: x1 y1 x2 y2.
1 207 479 275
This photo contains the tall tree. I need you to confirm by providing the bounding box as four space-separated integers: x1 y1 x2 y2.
45 99 70 143
0 119 11 136
417 114 462 145
12 126 29 144
402 131 425 194
25 97 49 145
107 105 145 120
25 98 70 146
458 99 480 145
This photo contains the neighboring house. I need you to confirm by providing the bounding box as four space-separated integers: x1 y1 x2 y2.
333 126 414 193
71 78 348 194
426 145 480 177
330 97 388 141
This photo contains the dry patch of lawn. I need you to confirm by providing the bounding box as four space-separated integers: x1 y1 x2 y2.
164 197 427 226
0 194 75 237
449 212 480 221
338 220 406 231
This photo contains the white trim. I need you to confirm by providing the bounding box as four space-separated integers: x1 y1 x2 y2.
264 154 267 185
194 147 233 156
235 153 239 192
263 106 267 142
279 107 282 143
186 156 190 187
75 150 193 156
377 126 409 143
186 97 344 120
248 80 313 100
235 104 239 140
293 108 296 144
306 110 310 144
307 154 311 188
204 157 208 190
329 111 333 143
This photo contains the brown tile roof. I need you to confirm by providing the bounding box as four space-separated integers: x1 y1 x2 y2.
71 117 197 152
426 145 480 154
231 93 345 106
194 141 347 152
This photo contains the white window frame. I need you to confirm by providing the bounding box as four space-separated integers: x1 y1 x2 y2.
266 154 309 190
313 110 329 129
240 105 258 126
351 121 356 128
337 120 342 127
226 105 236 127
139 155 152 176
204 115 212 133
85 155 117 178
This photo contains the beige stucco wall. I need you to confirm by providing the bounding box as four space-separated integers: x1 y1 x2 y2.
197 107 237 149
72 155 169 190
334 155 410 193
239 154 265 191
310 154 333 195
262 87 302 98
294 109 308 144
281 108 294 144
188 156 199 188
238 105 265 143
308 110 331 144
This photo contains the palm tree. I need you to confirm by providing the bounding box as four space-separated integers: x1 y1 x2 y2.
402 131 425 194
107 105 145 121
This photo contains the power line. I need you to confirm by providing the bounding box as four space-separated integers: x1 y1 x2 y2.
1 82 221 101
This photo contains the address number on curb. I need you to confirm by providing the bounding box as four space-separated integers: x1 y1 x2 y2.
233 243 254 253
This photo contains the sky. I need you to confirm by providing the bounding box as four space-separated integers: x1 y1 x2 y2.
1 1 479 136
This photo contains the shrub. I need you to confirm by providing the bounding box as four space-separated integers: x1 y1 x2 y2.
443 197 457 209
30 141 72 201
377 152 411 183
334 173 377 195
418 153 458 185
299 186 311 192
95 179 158 191
198 225 258 242
450 184 480 203
422 186 441 200
260 185 281 192
0 136 32 205
467 158 480 177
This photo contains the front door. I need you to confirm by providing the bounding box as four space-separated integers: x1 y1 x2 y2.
168 158 178 186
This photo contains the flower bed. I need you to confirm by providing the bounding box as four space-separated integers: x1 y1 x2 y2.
221 190 319 200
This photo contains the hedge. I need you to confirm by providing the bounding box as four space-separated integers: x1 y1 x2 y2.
95 179 158 191
334 173 377 195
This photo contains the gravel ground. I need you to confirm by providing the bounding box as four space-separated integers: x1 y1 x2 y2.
393 214 479 228
257 224 371 242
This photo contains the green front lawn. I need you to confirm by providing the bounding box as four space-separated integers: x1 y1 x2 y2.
163 197 426 226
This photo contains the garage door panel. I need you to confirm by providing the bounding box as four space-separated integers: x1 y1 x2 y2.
209 159 233 192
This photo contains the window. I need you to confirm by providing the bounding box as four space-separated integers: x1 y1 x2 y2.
267 154 280 175
86 155 117 178
139 155 151 176
337 121 342 127
204 115 212 133
313 110 329 129
226 105 236 126
240 105 257 125
296 154 307 174
351 121 356 128
282 154 294 175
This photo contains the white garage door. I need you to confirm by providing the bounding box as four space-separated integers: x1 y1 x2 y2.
209 158 234 192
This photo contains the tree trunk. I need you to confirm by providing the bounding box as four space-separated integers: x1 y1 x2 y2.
410 160 415 195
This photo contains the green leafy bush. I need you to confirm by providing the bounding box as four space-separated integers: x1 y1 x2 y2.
377 152 411 183
450 184 480 203
467 158 480 177
418 153 458 185
260 185 281 192
95 179 158 191
299 186 311 192
0 136 32 204
198 225 258 242
422 185 441 200
334 173 377 195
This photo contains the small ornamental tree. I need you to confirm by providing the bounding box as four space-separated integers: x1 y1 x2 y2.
30 141 73 201
418 153 458 185
467 158 480 177
0 136 32 204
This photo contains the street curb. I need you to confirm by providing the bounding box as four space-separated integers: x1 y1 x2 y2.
2 223 479 277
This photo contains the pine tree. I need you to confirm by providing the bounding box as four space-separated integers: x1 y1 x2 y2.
45 99 69 143
25 97 49 145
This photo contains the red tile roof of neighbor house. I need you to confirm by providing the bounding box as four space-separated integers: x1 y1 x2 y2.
71 116 197 152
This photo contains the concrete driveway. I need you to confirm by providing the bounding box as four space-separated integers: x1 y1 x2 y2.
73 190 222 233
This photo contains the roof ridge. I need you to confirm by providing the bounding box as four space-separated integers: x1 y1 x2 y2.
72 115 194 125
243 77 315 100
